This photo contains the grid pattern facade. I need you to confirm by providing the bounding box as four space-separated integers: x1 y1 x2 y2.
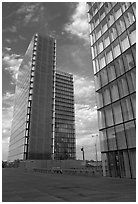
54 71 76 160
8 34 56 161
88 2 136 178
8 34 76 161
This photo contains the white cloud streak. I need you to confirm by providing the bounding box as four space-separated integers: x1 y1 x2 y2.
65 2 89 42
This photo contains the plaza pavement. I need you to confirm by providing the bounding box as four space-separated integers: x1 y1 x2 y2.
2 168 136 202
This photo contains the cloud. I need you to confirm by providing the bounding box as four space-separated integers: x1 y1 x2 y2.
3 25 17 33
64 2 89 42
16 3 45 26
2 51 23 83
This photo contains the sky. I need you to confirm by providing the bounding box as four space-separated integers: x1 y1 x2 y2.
2 2 100 161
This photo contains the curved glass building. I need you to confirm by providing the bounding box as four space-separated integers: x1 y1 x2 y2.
88 2 136 178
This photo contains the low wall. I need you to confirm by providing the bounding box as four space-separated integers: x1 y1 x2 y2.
19 159 86 170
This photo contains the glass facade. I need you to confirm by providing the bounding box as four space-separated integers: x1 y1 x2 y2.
8 34 76 161
88 2 136 178
54 71 76 160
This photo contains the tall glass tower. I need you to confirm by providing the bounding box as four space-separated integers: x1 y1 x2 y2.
8 34 76 161
88 2 136 178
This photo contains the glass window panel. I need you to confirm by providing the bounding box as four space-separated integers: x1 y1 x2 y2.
102 19 108 34
97 39 104 54
105 105 114 127
114 3 122 20
112 101 123 124
112 40 121 58
95 26 102 40
91 47 95 59
123 7 135 28
132 3 136 18
110 82 119 102
117 76 129 98
100 68 108 86
103 32 110 48
90 32 96 44
103 88 111 105
128 149 136 178
114 56 125 77
116 16 126 35
107 12 115 27
107 63 116 82
100 130 108 152
115 124 127 149
121 97 133 121
106 49 113 64
123 49 135 71
104 3 112 14
98 110 105 129
107 127 117 150
100 7 106 21
110 24 118 42
96 92 103 109
128 24 136 45
132 45 136 64
130 93 136 118
120 32 130 52
126 70 136 93
99 53 106 69
94 73 101 90
125 121 136 148
121 2 131 12
94 13 100 27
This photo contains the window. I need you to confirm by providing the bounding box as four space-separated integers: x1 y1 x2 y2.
106 49 113 64
112 101 123 124
112 40 121 58
125 121 136 148
121 2 131 12
105 105 114 127
97 40 104 54
104 3 112 14
100 68 108 86
117 76 129 98
120 32 130 52
90 32 96 44
114 56 125 77
121 97 133 121
99 53 106 69
107 64 116 82
100 7 105 21
132 45 136 63
126 70 136 93
95 26 102 40
98 110 105 129
123 7 135 28
115 124 127 149
116 16 126 35
130 93 136 118
132 3 136 18
123 49 135 72
107 127 117 150
103 32 110 48
94 13 100 27
107 12 114 27
100 130 108 152
110 82 119 102
114 3 122 20
110 24 118 42
103 87 111 105
102 19 108 34
96 92 103 109
128 24 136 45
94 73 101 90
